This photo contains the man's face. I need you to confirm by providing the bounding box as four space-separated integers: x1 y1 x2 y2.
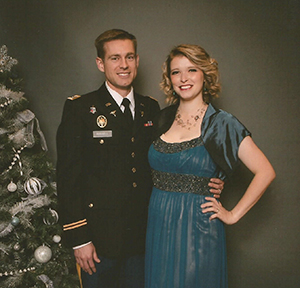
96 39 139 97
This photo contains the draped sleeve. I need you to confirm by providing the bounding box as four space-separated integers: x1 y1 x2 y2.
201 104 251 179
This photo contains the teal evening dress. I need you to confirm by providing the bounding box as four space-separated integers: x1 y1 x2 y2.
145 104 251 288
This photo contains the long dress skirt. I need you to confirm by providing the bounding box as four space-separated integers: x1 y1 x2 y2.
145 137 228 288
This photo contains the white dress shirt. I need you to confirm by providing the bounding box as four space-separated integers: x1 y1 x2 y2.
105 82 135 119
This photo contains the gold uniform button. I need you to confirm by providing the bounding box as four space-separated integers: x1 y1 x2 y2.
131 152 135 158
131 137 135 143
133 182 137 188
89 203 94 208
99 139 104 144
132 167 136 173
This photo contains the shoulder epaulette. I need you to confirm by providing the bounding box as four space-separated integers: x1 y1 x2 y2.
67 94 81 101
148 95 158 102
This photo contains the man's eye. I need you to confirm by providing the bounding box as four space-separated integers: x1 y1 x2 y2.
127 55 135 60
111 57 119 61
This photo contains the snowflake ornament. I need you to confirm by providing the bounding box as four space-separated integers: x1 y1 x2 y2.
0 45 18 72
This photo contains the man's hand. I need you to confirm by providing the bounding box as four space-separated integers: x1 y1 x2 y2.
208 178 225 199
74 243 101 275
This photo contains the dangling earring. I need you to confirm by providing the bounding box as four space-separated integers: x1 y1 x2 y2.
173 91 176 96
203 82 207 93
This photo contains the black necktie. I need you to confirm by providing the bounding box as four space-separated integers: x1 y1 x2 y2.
121 98 133 126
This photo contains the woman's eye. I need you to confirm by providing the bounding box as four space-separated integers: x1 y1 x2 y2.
171 71 179 75
189 69 197 72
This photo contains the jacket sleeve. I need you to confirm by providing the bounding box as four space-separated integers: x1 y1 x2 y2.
56 98 91 247
202 110 251 179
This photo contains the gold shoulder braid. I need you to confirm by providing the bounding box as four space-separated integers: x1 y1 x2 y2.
148 95 158 102
67 94 81 101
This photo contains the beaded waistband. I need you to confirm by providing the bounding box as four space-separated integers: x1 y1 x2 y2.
151 169 211 195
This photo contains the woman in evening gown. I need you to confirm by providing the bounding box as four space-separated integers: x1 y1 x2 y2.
145 44 275 288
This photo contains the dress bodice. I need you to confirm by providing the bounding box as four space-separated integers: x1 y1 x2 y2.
148 136 220 178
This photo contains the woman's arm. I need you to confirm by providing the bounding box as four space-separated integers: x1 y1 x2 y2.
201 136 276 224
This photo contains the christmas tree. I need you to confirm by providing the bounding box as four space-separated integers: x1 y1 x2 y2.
0 45 80 288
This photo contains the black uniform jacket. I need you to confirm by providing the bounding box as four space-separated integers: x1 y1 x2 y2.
56 84 160 258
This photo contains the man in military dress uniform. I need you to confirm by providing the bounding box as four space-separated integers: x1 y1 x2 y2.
56 29 223 288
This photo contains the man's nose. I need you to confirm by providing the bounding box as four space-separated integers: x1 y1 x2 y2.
120 57 128 69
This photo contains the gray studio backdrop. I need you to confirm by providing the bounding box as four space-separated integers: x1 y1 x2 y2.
1 1 299 287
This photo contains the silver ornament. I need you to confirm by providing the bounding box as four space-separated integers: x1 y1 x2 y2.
43 208 59 225
52 235 61 243
11 216 20 226
24 177 46 195
7 181 17 192
34 245 52 263
14 242 21 251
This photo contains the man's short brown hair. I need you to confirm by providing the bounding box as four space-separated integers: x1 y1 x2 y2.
95 29 137 59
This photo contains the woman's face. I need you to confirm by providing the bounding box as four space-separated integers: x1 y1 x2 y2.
170 55 204 102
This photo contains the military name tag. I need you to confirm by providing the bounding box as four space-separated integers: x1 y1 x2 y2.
93 130 112 138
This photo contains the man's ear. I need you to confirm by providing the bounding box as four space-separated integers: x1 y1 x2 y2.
136 54 140 68
96 57 105 72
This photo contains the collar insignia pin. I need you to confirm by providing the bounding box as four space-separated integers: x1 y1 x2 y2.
105 102 112 107
110 110 117 117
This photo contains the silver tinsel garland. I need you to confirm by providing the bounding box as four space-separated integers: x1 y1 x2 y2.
0 85 24 103
0 45 18 72
0 222 15 238
0 194 53 238
10 194 52 217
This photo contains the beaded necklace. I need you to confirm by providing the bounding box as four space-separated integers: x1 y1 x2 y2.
175 105 207 130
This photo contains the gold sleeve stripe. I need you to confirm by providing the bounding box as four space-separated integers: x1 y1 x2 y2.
63 222 87 231
63 219 87 228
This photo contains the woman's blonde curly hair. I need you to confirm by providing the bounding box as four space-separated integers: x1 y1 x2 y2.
160 44 221 105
